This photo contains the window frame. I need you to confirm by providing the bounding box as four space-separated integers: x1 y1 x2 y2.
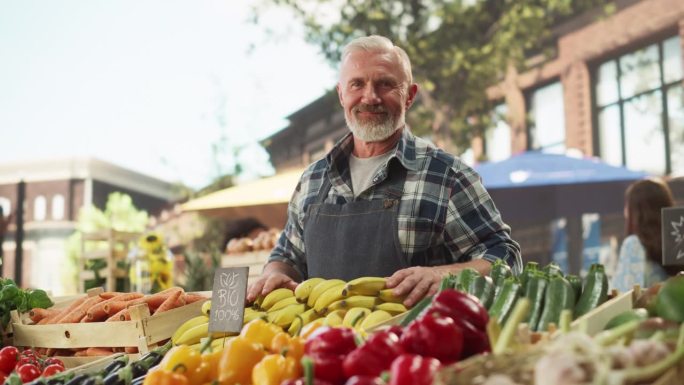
525 79 567 153
590 32 683 175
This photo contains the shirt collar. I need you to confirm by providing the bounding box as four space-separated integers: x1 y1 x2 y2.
326 126 420 174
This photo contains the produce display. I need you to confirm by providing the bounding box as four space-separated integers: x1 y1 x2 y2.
3 265 683 385
437 274 684 385
13 287 206 358
226 229 281 254
0 279 53 330
451 260 609 333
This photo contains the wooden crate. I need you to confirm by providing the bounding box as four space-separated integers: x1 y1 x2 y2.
9 292 208 368
222 250 270 284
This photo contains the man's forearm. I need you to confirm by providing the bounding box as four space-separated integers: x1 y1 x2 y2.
434 258 493 277
262 260 303 282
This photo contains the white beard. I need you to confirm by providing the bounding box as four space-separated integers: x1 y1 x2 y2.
346 104 404 142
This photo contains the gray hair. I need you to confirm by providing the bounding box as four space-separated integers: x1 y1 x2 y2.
341 35 413 84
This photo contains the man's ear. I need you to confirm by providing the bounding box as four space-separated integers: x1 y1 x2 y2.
337 83 344 107
406 83 418 109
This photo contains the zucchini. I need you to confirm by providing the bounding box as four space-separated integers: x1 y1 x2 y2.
468 274 494 309
489 259 512 298
536 275 575 332
542 262 563 278
520 261 539 293
565 274 582 300
488 276 522 325
574 263 609 318
454 268 480 292
522 270 548 329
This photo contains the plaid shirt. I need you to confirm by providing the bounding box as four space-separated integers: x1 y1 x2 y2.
269 128 522 278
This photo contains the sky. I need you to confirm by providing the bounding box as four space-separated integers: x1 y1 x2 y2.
0 0 338 188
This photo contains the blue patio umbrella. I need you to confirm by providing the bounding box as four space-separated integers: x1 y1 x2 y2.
474 152 649 189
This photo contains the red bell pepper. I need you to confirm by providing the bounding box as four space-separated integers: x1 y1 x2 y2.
453 316 490 358
428 288 489 330
399 314 463 364
387 354 440 385
342 330 403 378
305 327 358 384
344 375 385 385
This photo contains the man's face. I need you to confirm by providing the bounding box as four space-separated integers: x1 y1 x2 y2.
337 50 416 142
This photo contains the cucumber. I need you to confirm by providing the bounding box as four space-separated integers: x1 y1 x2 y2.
522 270 548 329
469 274 494 309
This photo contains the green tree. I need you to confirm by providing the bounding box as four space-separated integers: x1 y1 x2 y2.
255 0 609 152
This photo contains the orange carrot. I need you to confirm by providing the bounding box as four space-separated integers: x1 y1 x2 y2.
183 293 208 304
47 296 88 324
128 288 183 312
85 293 144 322
60 296 105 324
103 300 138 315
30 308 59 324
106 308 130 322
153 290 183 314
99 291 125 300
85 347 114 356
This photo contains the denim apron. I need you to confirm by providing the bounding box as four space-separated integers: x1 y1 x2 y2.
302 165 408 280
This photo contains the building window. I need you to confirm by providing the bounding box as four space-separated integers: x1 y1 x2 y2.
0 197 10 217
52 194 65 220
484 103 512 162
594 35 683 175
34 195 46 221
527 81 566 154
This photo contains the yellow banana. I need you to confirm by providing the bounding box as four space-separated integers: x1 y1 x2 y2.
243 308 267 324
201 300 212 316
294 277 325 303
342 307 371 328
359 310 393 330
175 322 210 346
268 296 299 312
287 307 322 336
260 288 295 311
307 279 345 307
267 303 307 328
343 277 387 296
374 302 408 315
377 289 407 304
328 295 380 312
172 315 209 345
313 283 347 314
324 309 346 327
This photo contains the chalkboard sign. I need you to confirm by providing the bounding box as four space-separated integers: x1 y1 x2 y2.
662 207 684 266
208 267 248 333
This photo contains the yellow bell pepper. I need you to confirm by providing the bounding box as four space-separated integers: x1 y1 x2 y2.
240 318 283 348
201 348 223 381
218 336 266 385
270 332 304 361
160 345 202 381
143 369 189 385
252 354 285 385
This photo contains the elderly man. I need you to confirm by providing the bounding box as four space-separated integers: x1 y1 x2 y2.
247 35 521 306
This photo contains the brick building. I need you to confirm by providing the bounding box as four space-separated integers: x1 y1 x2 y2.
0 158 175 294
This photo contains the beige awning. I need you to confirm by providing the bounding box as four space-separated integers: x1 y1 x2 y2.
180 169 303 227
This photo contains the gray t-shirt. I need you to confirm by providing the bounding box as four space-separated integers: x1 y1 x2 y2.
349 151 394 197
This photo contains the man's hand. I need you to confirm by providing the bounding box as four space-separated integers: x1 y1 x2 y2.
385 259 493 307
385 266 448 307
245 261 301 304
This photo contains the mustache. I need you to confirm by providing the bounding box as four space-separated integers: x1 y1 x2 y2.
353 104 387 113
